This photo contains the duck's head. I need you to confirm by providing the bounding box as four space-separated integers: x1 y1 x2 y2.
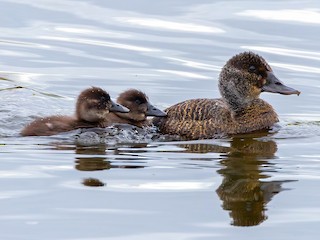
116 89 166 122
219 52 300 112
76 87 129 122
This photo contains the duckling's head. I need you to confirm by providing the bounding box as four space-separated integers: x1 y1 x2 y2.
219 52 300 112
76 87 129 122
116 89 166 122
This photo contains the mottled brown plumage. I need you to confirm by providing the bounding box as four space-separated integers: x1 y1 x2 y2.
103 89 166 127
21 87 129 136
153 52 300 140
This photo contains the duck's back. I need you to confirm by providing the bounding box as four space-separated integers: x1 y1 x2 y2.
21 116 97 136
153 98 278 140
21 116 73 136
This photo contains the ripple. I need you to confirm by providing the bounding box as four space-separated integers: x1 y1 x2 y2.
241 46 320 61
39 36 160 52
270 63 320 74
63 179 215 192
270 208 320 224
116 17 225 33
0 39 50 49
268 119 320 139
164 57 220 71
157 69 210 79
57 207 154 215
0 190 43 199
74 125 161 146
238 9 320 24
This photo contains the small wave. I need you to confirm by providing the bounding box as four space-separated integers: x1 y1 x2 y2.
74 119 320 146
271 120 320 140
74 124 161 146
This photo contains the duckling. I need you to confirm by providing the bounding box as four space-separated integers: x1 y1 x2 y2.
153 52 300 140
103 89 166 127
21 87 129 136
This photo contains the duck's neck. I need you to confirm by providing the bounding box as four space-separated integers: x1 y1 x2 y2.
218 69 259 116
220 87 255 116
113 112 146 127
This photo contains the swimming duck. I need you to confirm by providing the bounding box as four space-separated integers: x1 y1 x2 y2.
103 89 166 127
21 87 129 136
153 52 300 140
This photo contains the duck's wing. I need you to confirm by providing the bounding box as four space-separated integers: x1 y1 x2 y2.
165 98 225 120
153 98 229 139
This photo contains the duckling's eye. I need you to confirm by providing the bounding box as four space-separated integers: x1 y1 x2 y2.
248 65 256 73
135 99 142 105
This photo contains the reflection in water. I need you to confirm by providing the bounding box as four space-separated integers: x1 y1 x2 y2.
216 136 279 227
52 131 292 225
75 146 111 172
75 147 110 188
74 144 147 187
181 133 293 227
82 177 105 187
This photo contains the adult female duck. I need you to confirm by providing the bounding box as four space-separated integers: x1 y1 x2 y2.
153 52 300 140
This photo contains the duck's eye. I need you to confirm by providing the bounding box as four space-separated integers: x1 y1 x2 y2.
249 65 256 73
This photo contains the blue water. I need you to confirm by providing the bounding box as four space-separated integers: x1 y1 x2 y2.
1 0 320 239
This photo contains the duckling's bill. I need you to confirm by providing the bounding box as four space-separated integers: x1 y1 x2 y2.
146 103 167 117
110 100 129 113
262 71 300 96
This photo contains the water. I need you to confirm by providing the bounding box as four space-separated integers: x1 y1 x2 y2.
1 0 320 239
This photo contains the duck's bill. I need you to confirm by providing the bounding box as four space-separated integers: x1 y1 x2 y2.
146 103 167 117
262 71 300 95
110 100 130 113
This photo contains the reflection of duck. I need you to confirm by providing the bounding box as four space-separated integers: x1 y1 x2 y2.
154 52 300 140
75 145 111 171
82 178 105 187
180 133 292 227
75 157 111 171
21 87 129 136
104 89 166 128
75 144 146 171
73 144 147 187
216 136 278 226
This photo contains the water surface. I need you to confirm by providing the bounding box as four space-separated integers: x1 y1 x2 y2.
1 0 320 239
